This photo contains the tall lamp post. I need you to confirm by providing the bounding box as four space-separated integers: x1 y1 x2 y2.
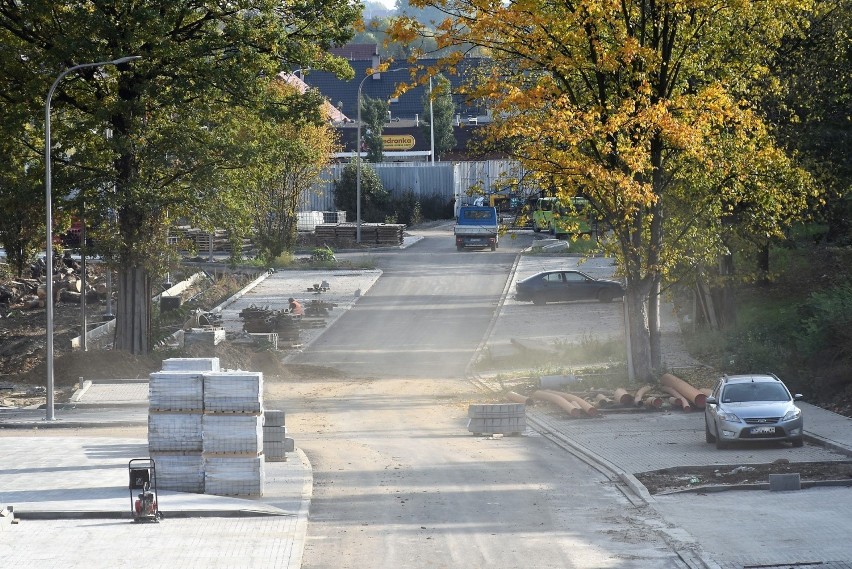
44 56 140 421
356 67 405 243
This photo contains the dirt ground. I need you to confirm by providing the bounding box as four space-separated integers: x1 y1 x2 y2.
636 460 852 495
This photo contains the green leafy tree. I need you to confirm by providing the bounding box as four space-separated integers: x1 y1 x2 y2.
248 83 341 262
333 161 390 222
421 74 456 159
360 95 389 163
760 0 851 243
0 1 359 354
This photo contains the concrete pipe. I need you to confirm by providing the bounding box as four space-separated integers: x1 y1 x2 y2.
613 387 634 406
594 393 613 408
661 373 706 408
532 390 583 417
644 395 663 408
661 385 692 412
558 392 599 417
507 391 534 405
633 385 653 406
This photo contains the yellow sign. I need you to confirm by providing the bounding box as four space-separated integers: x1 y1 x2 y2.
382 134 416 150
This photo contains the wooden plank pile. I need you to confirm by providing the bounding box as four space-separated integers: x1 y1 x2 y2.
313 223 405 246
169 226 253 254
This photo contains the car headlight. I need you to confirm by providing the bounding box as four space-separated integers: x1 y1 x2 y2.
717 411 742 423
783 408 802 422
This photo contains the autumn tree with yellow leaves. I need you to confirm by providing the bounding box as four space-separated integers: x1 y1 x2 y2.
389 0 820 381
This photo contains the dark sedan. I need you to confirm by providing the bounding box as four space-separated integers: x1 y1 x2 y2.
514 270 624 305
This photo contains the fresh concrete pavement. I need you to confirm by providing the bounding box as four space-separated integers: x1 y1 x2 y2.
2 236 852 568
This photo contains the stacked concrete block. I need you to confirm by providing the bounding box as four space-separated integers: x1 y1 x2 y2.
202 414 263 455
149 371 204 412
149 361 213 492
203 371 263 413
202 369 264 497
149 453 205 493
147 357 264 496
148 413 202 453
184 327 226 347
262 409 294 462
204 456 265 496
467 403 526 435
161 357 220 372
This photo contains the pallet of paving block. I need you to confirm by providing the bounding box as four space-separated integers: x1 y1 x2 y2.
204 455 265 497
148 411 203 453
467 403 526 419
149 451 205 493
264 438 295 462
299 317 327 329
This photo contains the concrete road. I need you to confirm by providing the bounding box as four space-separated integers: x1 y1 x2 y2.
288 224 523 378
278 227 693 568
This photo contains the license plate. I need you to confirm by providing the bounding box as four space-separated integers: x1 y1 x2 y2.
469 238 484 243
751 426 775 435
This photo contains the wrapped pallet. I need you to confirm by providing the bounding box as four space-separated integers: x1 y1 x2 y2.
161 357 220 372
150 452 204 493
149 412 202 452
204 456 264 496
202 414 263 455
203 371 263 413
149 371 204 412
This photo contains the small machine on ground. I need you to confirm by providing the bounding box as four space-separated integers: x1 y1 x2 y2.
129 458 161 522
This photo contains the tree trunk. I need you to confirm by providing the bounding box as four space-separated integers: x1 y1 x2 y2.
649 275 662 373
114 266 151 354
626 288 654 383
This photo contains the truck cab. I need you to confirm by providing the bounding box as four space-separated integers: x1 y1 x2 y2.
454 206 499 251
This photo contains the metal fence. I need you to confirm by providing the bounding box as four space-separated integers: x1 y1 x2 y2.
299 159 526 212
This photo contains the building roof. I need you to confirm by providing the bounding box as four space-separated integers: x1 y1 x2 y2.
298 57 487 123
277 72 349 123
329 43 380 61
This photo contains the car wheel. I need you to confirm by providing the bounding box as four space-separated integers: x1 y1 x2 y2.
490 243 496 251
791 437 804 448
598 290 614 303
533 227 541 233
532 297 546 306
456 245 463 251
705 421 716 443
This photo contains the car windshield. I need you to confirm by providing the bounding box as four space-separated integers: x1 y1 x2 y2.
721 382 790 403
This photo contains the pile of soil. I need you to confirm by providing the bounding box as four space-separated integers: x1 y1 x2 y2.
636 460 852 494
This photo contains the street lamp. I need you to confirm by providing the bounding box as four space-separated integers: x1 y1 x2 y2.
356 67 405 243
44 55 140 421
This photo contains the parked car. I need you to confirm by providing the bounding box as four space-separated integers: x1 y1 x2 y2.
514 270 624 305
704 374 804 449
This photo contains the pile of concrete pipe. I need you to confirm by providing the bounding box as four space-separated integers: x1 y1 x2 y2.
509 373 709 417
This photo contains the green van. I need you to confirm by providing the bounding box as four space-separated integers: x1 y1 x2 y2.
532 197 593 236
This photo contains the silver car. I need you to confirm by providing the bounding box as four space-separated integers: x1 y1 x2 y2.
704 374 804 449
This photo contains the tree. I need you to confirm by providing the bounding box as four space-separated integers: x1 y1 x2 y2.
333 161 390 222
361 95 389 162
0 1 359 354
421 74 456 159
249 83 341 263
760 0 852 243
389 0 819 381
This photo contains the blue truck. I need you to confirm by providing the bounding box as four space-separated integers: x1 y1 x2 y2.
454 206 499 251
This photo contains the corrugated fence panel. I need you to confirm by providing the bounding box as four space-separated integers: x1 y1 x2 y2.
300 160 526 212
